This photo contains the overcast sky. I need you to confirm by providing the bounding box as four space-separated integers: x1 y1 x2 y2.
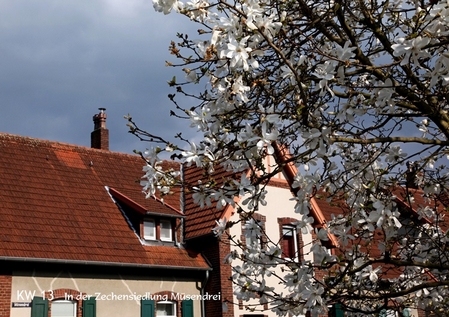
0 0 198 154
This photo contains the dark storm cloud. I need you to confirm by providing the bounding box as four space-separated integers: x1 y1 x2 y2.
0 0 197 154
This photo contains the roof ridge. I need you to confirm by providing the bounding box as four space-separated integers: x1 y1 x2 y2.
0 132 178 162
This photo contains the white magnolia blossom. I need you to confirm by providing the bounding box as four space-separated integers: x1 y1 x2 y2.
133 0 449 315
212 217 228 237
392 36 431 66
153 0 181 14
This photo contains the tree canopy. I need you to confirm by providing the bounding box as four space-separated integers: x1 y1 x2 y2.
129 0 449 315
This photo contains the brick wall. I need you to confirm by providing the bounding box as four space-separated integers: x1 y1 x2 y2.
191 233 234 317
45 288 85 317
218 232 234 317
0 273 12 317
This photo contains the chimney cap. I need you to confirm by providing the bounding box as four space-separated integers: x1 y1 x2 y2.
91 108 109 150
93 109 107 129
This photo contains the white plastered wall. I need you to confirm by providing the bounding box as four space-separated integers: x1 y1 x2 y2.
10 272 204 317
228 183 313 317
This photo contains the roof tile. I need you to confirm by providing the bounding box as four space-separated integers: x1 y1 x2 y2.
0 133 209 270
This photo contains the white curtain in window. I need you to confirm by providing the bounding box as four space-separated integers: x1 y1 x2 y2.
156 302 175 317
51 300 76 317
160 220 172 241
144 220 156 240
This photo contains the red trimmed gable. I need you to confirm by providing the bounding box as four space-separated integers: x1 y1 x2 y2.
108 187 183 217
183 144 340 243
0 133 209 270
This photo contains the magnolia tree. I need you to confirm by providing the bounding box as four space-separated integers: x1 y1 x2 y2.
128 0 449 315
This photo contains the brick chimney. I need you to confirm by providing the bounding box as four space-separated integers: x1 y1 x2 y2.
405 161 419 189
91 108 109 150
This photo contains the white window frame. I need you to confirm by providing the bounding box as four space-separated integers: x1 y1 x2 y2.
143 219 156 240
245 220 264 247
282 225 299 261
160 220 173 242
156 300 176 317
51 300 77 317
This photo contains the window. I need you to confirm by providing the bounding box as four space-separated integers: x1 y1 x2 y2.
242 214 266 248
31 291 96 317
142 298 192 317
143 218 173 242
245 221 262 247
282 225 300 261
51 300 76 317
156 301 176 317
160 220 173 242
144 219 156 240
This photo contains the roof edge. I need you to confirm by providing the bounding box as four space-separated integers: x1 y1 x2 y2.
108 187 147 215
0 132 141 157
108 187 184 217
0 256 211 271
393 191 432 224
272 142 339 248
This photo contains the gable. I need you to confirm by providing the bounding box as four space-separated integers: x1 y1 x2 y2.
182 145 331 241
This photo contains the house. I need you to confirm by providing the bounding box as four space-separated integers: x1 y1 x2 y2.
1 110 444 317
182 145 338 317
0 110 212 317
182 143 446 317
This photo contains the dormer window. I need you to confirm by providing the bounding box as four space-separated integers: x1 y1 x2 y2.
143 218 173 242
143 219 156 240
160 220 173 242
107 187 181 246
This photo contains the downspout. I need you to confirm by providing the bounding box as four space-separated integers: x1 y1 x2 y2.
174 221 181 246
198 269 209 317
180 163 185 244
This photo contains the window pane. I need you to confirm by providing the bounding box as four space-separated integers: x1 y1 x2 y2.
156 302 175 316
51 301 76 317
144 220 156 240
282 226 298 260
283 227 294 236
283 234 295 258
160 220 172 241
245 220 263 247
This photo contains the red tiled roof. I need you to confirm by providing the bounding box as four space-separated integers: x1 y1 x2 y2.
0 133 209 270
393 187 449 235
314 187 447 227
183 165 236 239
312 187 449 280
313 191 350 224
183 144 340 242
